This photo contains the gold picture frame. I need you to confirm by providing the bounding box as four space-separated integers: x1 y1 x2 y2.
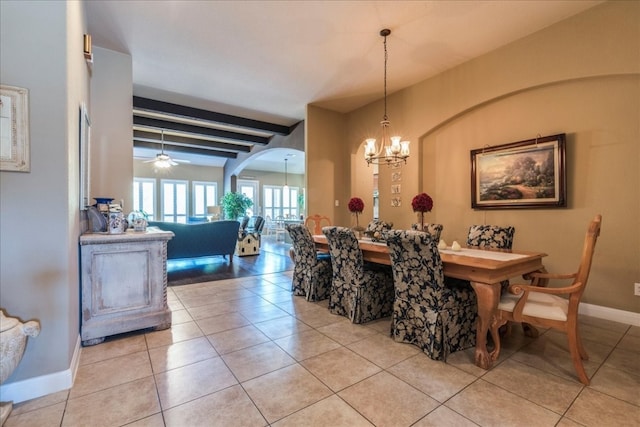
0 85 30 172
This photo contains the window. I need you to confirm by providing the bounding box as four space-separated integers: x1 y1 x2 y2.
237 179 259 216
133 178 156 220
161 179 188 223
192 181 217 219
264 185 298 219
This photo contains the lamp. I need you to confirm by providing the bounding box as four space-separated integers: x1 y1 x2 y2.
207 205 221 221
364 29 410 166
283 158 289 192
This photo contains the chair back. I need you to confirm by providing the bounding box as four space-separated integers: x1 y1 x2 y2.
385 230 447 308
365 220 393 235
286 223 317 265
411 223 444 241
466 225 515 249
247 215 264 233
572 214 602 300
239 216 250 231
305 214 331 235
322 226 364 284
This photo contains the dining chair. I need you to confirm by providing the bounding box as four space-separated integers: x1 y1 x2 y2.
364 219 394 239
386 230 478 360
286 223 332 301
274 215 287 242
490 214 602 385
466 224 515 249
410 223 444 241
322 226 394 323
304 214 331 236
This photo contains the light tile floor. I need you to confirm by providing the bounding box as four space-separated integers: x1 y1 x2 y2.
6 272 640 427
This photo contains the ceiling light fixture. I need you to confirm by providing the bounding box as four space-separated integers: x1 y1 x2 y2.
154 130 174 168
283 158 289 192
364 29 410 166
143 129 189 168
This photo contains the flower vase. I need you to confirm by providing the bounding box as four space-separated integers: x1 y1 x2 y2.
352 213 363 238
418 211 425 231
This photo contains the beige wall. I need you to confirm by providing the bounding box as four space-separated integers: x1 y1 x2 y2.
308 1 640 313
306 105 350 225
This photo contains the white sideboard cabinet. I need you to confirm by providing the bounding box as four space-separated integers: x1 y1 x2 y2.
80 228 174 346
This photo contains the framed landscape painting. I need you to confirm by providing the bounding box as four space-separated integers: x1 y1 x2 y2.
471 134 566 209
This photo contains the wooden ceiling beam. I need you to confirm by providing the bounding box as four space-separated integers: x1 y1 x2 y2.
133 141 238 159
133 116 271 145
133 96 291 136
133 130 251 153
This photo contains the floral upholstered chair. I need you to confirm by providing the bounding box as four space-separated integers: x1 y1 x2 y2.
286 224 332 301
386 230 478 360
322 226 394 323
364 220 393 241
466 224 515 249
410 223 444 241
464 224 515 294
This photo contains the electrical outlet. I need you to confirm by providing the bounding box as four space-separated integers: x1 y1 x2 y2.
635 283 640 296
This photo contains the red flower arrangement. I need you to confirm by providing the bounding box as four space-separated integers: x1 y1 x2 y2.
348 197 365 213
411 193 433 231
411 193 433 212
348 197 365 231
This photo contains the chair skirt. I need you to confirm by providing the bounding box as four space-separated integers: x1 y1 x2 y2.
391 292 477 361
292 256 332 301
329 268 394 324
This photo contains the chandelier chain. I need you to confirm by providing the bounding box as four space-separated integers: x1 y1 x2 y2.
383 33 388 121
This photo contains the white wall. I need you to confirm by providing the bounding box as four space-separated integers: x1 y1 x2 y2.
90 46 133 210
0 0 89 401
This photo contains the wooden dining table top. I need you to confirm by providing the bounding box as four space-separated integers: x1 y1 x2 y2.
312 234 547 284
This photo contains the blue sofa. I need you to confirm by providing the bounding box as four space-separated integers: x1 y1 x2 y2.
148 220 240 262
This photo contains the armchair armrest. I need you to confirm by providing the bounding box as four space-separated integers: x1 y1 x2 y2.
509 281 583 296
522 269 577 287
508 281 583 322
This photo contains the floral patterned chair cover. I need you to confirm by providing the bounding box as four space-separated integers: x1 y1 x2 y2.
466 225 515 249
364 220 394 241
286 223 332 301
410 223 444 241
464 224 515 293
386 230 478 360
322 226 394 323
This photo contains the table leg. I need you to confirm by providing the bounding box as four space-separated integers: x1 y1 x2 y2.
469 281 501 369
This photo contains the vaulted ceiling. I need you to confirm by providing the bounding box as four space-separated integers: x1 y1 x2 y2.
87 1 603 169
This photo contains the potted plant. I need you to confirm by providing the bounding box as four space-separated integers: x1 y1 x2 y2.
220 192 253 220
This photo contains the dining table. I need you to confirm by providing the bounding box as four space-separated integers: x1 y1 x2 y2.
312 234 548 370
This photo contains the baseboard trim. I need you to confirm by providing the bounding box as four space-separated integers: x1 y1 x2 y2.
579 302 640 327
0 334 81 404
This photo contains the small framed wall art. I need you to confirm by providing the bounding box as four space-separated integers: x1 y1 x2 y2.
0 85 30 172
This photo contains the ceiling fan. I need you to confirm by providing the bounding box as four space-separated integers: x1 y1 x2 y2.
143 129 190 168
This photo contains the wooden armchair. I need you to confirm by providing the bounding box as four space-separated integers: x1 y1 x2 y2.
305 214 331 235
490 214 602 385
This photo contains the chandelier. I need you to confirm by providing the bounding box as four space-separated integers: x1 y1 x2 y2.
364 29 410 166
